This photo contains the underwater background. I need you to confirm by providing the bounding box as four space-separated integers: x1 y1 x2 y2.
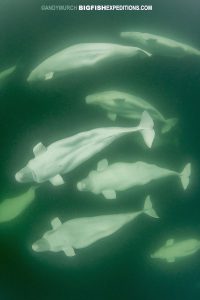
1 0 200 299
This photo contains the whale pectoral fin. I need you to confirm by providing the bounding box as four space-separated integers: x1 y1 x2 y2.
97 159 108 171
63 246 75 257
45 72 54 80
49 174 65 186
33 142 47 156
166 239 174 246
51 217 62 229
107 112 117 121
167 257 175 263
102 189 116 200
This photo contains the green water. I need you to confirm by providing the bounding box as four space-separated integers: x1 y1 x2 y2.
0 0 200 299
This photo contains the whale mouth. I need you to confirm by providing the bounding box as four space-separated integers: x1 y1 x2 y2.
32 238 50 252
15 167 34 183
77 182 86 191
85 95 97 104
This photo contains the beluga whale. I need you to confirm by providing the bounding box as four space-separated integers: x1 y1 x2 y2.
27 43 151 82
77 159 191 199
151 238 200 263
120 32 200 57
32 196 159 257
15 111 155 186
86 90 178 133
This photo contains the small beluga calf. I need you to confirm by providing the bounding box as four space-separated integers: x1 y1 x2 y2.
15 111 154 186
120 32 200 57
27 43 151 82
32 196 159 257
151 238 200 263
86 90 178 133
77 159 191 199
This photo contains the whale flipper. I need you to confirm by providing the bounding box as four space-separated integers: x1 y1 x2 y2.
63 246 76 257
97 159 108 171
102 189 116 200
51 217 62 229
45 72 54 80
33 142 47 156
49 174 65 186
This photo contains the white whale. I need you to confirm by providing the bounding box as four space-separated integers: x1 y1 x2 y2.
77 159 191 199
120 32 200 57
27 43 151 82
32 196 159 257
86 90 178 133
15 111 155 186
151 238 200 263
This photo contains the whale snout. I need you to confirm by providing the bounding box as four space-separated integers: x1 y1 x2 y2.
32 238 50 252
15 166 34 183
77 181 86 191
85 95 96 104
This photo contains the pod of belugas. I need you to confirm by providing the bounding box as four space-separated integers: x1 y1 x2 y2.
15 111 155 186
0 187 36 223
120 32 200 57
77 159 191 199
27 43 151 82
32 196 159 257
151 238 200 263
86 90 178 134
0 66 16 87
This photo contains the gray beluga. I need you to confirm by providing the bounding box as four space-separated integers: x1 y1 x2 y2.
15 111 155 186
77 159 191 199
120 32 200 57
0 65 16 87
0 187 36 223
27 43 151 82
86 90 178 133
151 238 200 263
32 196 159 257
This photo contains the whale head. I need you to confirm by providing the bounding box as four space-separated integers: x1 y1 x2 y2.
32 237 50 252
77 178 91 192
15 166 34 183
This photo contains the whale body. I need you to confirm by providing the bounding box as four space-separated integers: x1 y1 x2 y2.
32 196 159 257
77 159 191 199
0 187 36 223
151 238 200 263
15 111 155 186
120 32 200 57
86 90 178 133
27 43 151 82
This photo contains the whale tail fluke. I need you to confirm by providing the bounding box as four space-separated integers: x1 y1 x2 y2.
161 118 178 134
143 196 159 219
180 163 191 190
139 111 155 148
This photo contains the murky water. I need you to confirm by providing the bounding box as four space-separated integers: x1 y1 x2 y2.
0 0 200 299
